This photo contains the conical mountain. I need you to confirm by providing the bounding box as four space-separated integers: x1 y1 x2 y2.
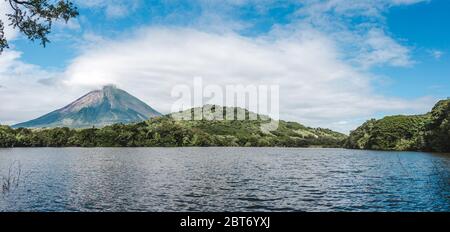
13 85 161 128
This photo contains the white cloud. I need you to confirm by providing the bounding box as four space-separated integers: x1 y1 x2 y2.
391 0 428 5
0 1 18 41
54 18 81 31
0 0 436 132
356 29 413 68
74 0 140 19
59 28 432 132
0 51 91 125
293 0 422 69
428 49 444 60
298 0 428 16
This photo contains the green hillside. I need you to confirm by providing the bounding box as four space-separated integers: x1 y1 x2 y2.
424 99 450 152
0 106 347 148
345 99 450 152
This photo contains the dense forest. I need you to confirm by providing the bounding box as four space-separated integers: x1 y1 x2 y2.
345 99 450 152
3 100 448 151
0 106 347 148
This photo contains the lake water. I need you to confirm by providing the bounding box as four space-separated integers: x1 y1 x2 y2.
0 148 449 212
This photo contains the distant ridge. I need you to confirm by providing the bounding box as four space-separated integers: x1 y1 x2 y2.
13 85 161 128
1 104 347 148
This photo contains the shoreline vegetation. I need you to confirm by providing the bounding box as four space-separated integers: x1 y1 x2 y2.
344 99 450 153
0 106 347 148
1 99 449 153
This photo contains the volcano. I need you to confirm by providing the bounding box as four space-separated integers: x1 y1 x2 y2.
13 85 161 128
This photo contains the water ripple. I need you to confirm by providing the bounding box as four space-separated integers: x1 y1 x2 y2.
0 148 449 212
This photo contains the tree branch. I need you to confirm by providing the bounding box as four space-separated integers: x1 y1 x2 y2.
0 0 78 54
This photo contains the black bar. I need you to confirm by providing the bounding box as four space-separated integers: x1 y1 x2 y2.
0 212 448 231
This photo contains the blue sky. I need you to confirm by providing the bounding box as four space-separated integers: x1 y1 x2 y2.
0 0 449 132
377 0 449 100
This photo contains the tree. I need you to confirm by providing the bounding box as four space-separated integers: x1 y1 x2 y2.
0 20 7 51
0 125 16 147
0 0 78 54
424 99 450 152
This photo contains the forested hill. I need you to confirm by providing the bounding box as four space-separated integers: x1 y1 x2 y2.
0 106 347 148
344 99 450 152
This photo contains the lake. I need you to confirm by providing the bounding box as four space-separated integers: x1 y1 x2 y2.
0 148 449 212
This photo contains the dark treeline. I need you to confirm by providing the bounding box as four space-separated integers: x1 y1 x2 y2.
0 116 347 148
344 99 450 152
